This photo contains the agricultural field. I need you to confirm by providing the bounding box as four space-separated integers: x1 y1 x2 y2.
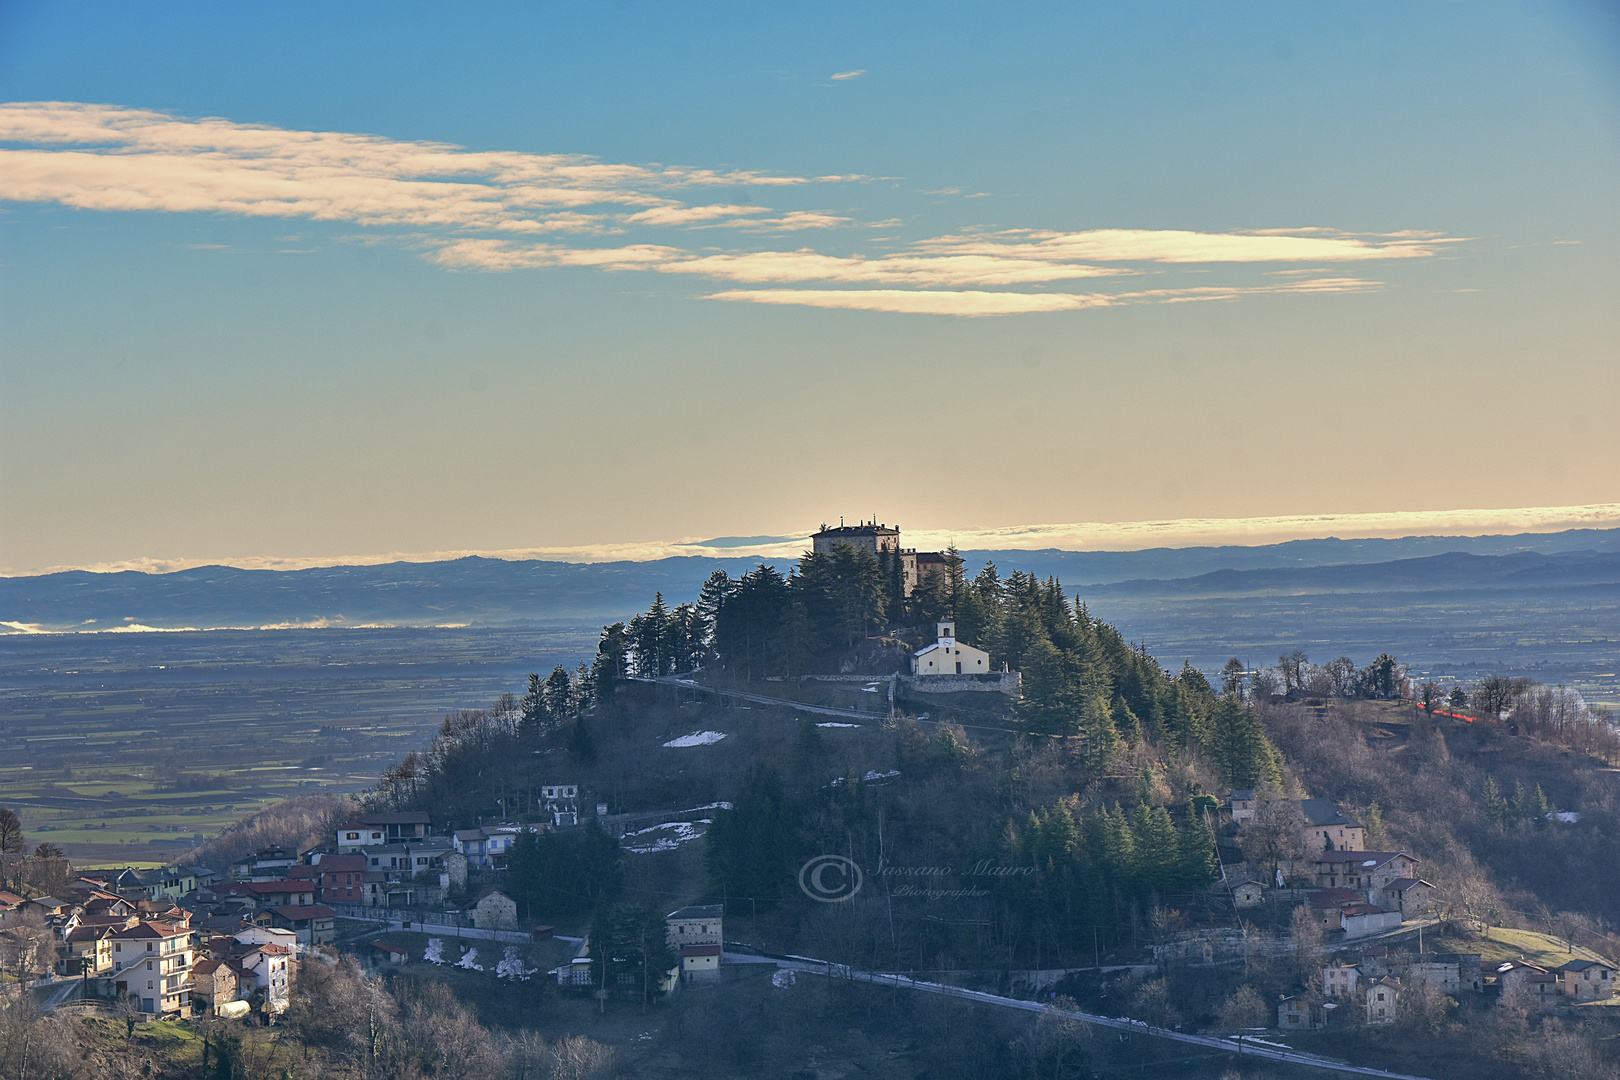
0 626 597 865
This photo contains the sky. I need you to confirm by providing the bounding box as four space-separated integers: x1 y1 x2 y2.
2 2 1617 574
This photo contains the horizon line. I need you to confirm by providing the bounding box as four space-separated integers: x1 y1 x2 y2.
4 502 1618 578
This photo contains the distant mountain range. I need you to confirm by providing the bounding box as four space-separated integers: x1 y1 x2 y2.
3 528 1618 633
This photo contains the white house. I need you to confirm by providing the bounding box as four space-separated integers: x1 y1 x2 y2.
912 620 991 677
1323 959 1360 998
542 785 579 827
1340 903 1402 939
666 905 723 982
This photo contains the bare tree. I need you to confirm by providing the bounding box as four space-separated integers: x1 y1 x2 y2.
0 807 24 892
1240 798 1308 884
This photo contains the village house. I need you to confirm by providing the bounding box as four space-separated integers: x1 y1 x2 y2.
106 920 194 1016
1365 976 1403 1024
912 620 992 677
1299 799 1366 853
542 785 580 827
336 811 432 853
1408 954 1483 994
188 957 240 1013
1277 995 1323 1030
1228 790 1257 824
1359 945 1391 978
237 940 293 1014
1313 851 1419 896
1496 961 1560 1006
453 826 528 869
1308 887 1363 933
1557 959 1616 1001
268 903 337 944
1374 877 1437 917
214 880 315 909
1340 903 1402 939
1231 880 1265 909
472 886 518 930
314 854 368 905
367 938 412 971
230 847 298 882
63 925 117 977
666 904 724 982
1323 959 1360 998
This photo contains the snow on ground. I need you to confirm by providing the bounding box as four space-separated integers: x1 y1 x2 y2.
772 969 797 988
456 947 483 971
831 769 901 786
623 819 711 854
817 722 860 728
663 730 727 747
496 946 535 980
423 938 445 964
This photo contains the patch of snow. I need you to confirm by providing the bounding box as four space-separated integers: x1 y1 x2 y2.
772 969 797 988
496 946 535 980
663 730 727 747
624 820 711 854
817 722 860 728
422 939 445 964
860 686 880 693
455 947 484 972
1547 811 1581 823
830 768 901 787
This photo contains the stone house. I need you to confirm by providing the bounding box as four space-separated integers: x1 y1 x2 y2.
1231 880 1265 909
1323 959 1360 998
1365 976 1403 1024
1298 799 1366 853
1277 996 1323 1030
188 958 240 1012
1557 959 1616 1001
1408 954 1483 994
1314 851 1419 896
1228 790 1257 825
1374 877 1437 917
1496 961 1559 1006
472 887 517 930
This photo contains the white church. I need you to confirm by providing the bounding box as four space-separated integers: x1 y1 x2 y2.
911 619 992 677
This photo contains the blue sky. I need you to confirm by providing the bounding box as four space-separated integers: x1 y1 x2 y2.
2 2 1617 572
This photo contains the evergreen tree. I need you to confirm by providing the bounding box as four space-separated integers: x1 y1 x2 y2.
704 767 798 904
543 665 573 719
1083 691 1122 774
1133 803 1180 893
519 672 547 735
1482 776 1510 827
1176 812 1219 889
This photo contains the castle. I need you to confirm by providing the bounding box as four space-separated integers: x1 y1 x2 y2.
810 520 948 597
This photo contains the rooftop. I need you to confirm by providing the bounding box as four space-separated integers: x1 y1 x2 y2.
667 904 724 921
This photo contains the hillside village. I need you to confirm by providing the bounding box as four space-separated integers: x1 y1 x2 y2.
4 522 1620 1078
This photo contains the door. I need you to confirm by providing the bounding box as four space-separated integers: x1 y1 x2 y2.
956 662 962 674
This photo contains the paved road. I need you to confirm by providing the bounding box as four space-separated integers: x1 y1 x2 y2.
741 953 1433 1080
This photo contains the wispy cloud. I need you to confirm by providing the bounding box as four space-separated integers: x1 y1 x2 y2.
10 503 1617 577
829 70 867 81
0 102 1465 316
709 277 1380 316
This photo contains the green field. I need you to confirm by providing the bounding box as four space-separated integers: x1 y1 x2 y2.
0 626 597 863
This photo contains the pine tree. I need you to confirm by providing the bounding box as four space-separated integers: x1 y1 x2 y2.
1482 776 1510 828
1176 812 1219 889
1133 804 1180 894
1083 692 1122 773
